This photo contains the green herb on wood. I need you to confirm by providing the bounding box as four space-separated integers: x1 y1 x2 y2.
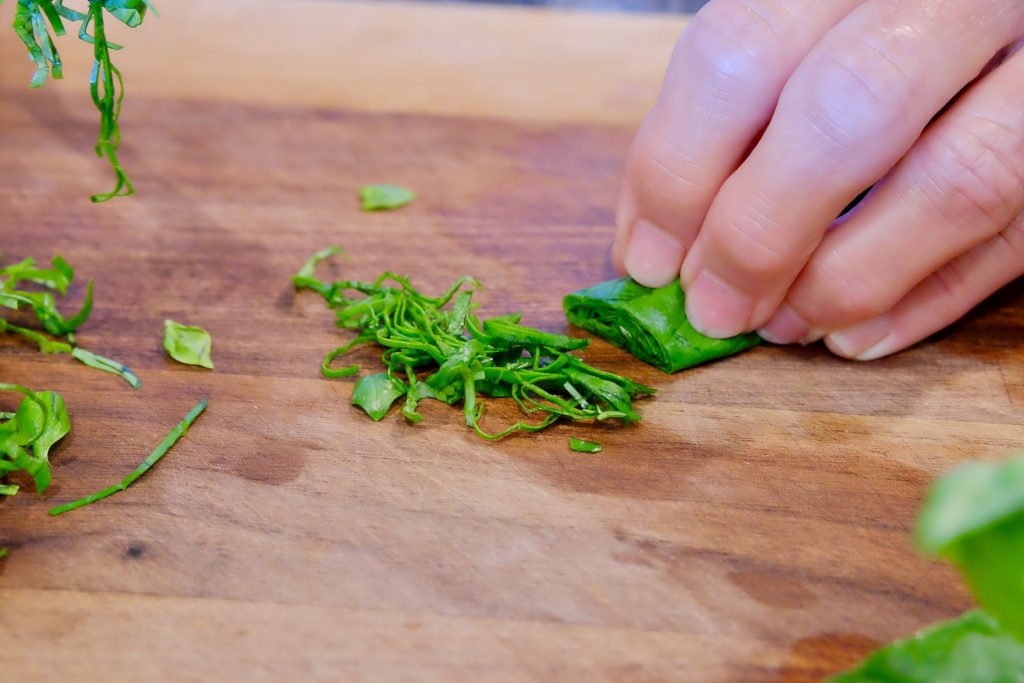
0 548 7 560
829 610 1024 683
569 437 602 453
359 184 416 211
1 254 140 388
6 0 153 201
352 373 408 421
830 453 1024 681
563 277 760 373
49 399 207 516
0 383 70 497
163 319 214 369
294 248 654 440
915 456 1024 641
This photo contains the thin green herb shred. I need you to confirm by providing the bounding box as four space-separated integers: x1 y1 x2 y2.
294 248 654 440
359 184 416 211
569 438 602 453
1 255 140 388
0 383 70 497
163 320 214 369
8 0 153 201
49 399 207 516
563 277 760 373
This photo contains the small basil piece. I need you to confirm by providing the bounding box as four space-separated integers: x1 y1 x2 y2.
569 438 602 454
359 184 416 211
1 255 140 388
163 319 214 369
0 384 70 496
351 373 409 421
828 611 1024 683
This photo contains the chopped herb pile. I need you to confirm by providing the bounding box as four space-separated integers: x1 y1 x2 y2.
831 453 1024 681
1 255 140 388
0 383 70 499
564 277 760 373
7 0 154 201
49 399 207 516
359 184 416 211
294 247 654 440
163 319 214 369
569 437 602 453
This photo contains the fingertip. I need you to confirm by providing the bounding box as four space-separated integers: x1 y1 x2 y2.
825 315 896 360
683 270 753 338
623 219 687 288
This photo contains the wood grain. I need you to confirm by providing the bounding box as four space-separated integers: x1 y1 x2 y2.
0 1 1022 681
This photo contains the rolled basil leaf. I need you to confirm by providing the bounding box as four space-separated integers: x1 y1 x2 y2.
563 277 759 373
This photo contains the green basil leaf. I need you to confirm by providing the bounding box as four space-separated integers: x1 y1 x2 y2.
569 438 602 453
163 319 214 369
828 610 1024 683
352 373 409 421
916 456 1024 640
359 184 416 211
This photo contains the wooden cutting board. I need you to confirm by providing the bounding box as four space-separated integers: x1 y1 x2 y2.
1 1 1022 680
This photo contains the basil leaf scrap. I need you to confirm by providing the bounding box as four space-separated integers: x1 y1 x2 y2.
563 277 760 373
916 455 1024 641
1 254 140 388
569 438 602 454
359 184 416 211
0 383 70 497
829 610 1024 683
294 247 654 441
351 373 409 421
163 319 214 369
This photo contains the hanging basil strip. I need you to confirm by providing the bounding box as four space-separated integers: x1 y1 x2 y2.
1 255 140 388
563 277 760 373
9 0 153 201
294 248 654 440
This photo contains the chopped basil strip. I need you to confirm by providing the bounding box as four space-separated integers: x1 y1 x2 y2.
359 184 416 211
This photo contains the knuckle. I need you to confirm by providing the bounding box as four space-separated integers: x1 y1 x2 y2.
801 258 891 323
708 203 793 281
999 214 1024 258
796 39 916 158
686 0 787 88
628 125 709 213
920 117 1024 229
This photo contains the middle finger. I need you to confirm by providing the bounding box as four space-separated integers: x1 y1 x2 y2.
679 0 1024 337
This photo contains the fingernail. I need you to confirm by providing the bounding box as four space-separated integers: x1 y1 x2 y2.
685 270 753 338
758 304 810 345
624 219 686 288
827 315 894 360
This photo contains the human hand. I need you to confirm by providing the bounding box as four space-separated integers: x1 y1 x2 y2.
613 0 1024 360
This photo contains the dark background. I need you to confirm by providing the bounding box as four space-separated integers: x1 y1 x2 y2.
424 0 709 12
